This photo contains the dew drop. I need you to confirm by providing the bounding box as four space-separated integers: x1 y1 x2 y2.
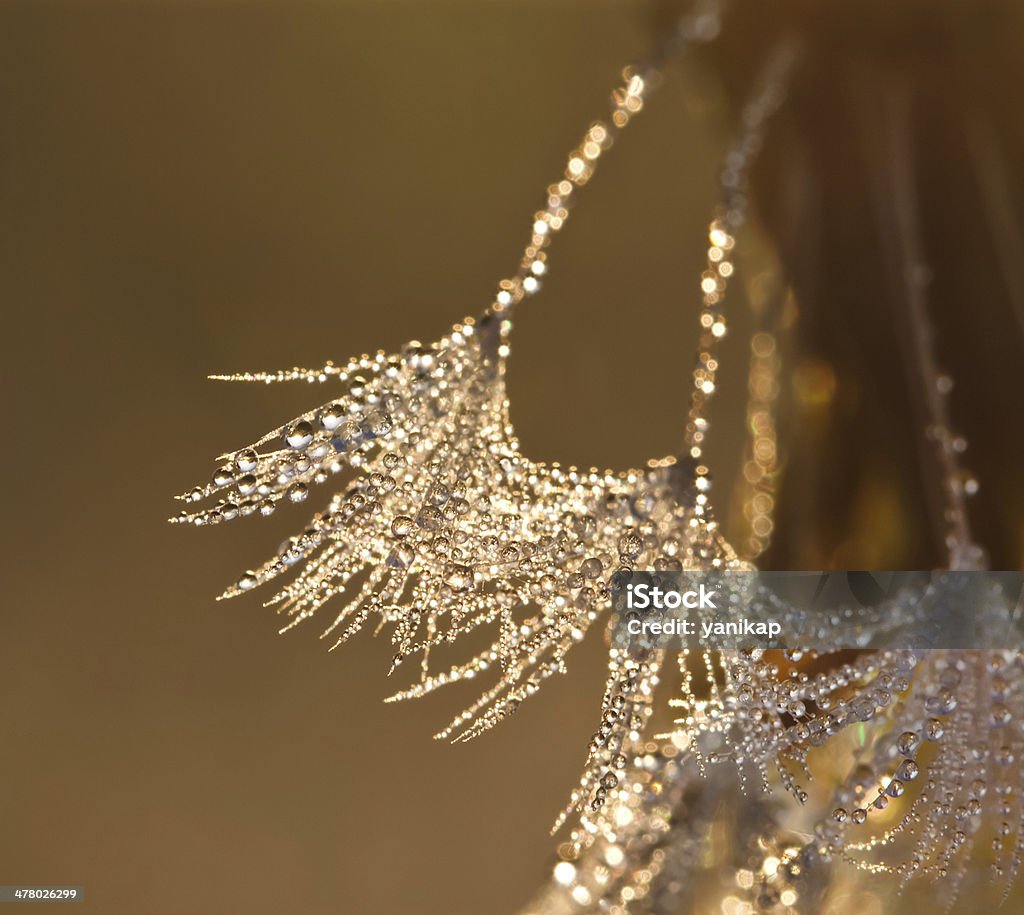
897 731 920 755
213 467 234 487
444 564 472 591
365 411 393 437
580 557 604 579
320 403 346 430
924 689 957 715
391 515 415 538
236 450 259 473
284 420 314 450
617 531 643 559
991 704 1011 727
428 484 450 506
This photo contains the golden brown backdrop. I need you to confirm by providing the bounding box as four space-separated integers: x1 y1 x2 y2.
1 2 1022 914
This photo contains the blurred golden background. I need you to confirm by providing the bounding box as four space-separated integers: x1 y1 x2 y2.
1 2 1022 913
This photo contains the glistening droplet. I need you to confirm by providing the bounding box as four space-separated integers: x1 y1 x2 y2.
284 420 314 450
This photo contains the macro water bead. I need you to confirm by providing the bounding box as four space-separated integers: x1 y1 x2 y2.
320 403 346 430
236 449 258 472
285 420 314 450
897 731 920 755
391 515 415 538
